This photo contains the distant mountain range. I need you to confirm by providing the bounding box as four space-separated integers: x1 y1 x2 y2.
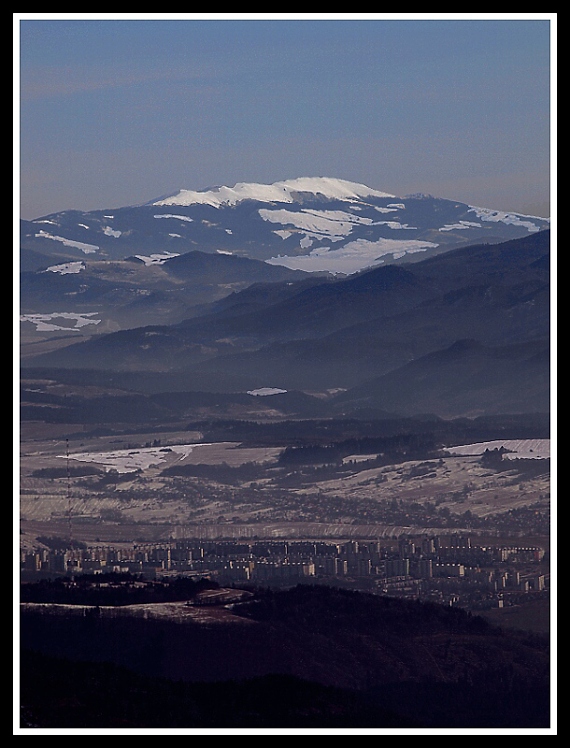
22 225 550 419
20 176 550 337
21 176 549 276
20 248 319 332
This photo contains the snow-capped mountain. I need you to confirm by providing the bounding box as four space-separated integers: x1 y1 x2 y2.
21 177 550 275
152 176 395 207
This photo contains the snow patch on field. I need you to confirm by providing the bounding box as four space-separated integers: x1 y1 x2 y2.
267 237 437 274
134 252 180 265
154 214 194 223
439 220 483 231
259 207 375 241
20 312 101 331
34 230 99 254
45 261 85 274
62 443 210 473
247 388 288 396
467 207 546 233
444 439 550 459
103 226 121 238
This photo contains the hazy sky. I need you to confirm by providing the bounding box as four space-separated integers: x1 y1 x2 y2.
16 14 554 220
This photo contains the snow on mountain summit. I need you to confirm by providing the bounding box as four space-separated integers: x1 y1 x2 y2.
21 176 550 277
153 177 395 208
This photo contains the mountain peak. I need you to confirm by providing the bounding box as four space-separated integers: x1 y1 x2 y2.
21 177 550 277
152 177 395 208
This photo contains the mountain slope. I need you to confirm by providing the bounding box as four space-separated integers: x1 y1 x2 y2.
20 250 318 334
22 262 436 371
21 177 549 276
333 338 550 418
156 232 552 386
23 231 550 418
189 234 550 390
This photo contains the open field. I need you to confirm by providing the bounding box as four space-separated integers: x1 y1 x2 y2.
19 424 550 548
444 439 550 460
299 456 549 518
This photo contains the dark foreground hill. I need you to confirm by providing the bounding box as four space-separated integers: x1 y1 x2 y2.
20 584 551 729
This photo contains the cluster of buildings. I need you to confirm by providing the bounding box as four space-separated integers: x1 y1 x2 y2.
21 534 547 609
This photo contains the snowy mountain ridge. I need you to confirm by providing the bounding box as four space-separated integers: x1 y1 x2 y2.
152 177 396 208
21 176 550 276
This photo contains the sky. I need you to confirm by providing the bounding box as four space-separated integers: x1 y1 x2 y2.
16 13 555 220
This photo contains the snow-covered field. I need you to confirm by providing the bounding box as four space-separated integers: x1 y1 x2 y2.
59 441 282 474
247 387 288 396
20 425 550 540
134 251 180 266
62 442 212 474
266 236 438 274
439 220 484 232
258 206 376 241
34 229 99 254
45 261 85 274
444 439 550 460
153 213 194 222
20 312 101 332
467 206 545 232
